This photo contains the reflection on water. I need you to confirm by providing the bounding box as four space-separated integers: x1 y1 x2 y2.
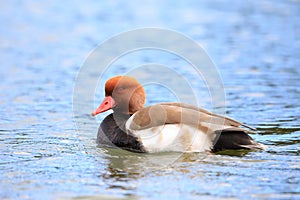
1 0 300 199
98 148 299 199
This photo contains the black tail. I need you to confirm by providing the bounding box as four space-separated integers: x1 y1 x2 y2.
212 130 264 152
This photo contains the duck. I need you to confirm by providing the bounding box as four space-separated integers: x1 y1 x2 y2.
92 75 264 153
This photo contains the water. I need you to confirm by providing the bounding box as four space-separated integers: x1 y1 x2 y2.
1 0 300 199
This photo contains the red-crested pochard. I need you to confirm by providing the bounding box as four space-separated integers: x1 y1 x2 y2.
92 76 264 153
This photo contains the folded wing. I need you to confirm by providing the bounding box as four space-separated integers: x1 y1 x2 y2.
125 103 263 152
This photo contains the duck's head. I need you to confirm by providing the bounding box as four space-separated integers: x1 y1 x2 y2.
92 76 146 116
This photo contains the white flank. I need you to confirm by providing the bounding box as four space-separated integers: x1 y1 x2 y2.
127 123 213 153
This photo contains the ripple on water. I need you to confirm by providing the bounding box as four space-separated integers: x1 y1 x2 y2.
1 0 300 199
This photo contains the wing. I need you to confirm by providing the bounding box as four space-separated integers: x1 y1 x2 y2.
126 102 255 134
125 103 263 152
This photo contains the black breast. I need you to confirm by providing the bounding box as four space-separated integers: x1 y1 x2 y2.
96 113 146 153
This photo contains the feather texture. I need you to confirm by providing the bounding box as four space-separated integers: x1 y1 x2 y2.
124 103 263 152
94 76 264 153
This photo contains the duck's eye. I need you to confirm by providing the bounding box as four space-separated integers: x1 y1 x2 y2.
117 87 126 92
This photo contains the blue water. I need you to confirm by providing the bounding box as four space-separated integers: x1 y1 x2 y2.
1 1 300 199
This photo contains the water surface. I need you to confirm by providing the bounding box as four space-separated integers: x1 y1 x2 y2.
0 1 299 199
